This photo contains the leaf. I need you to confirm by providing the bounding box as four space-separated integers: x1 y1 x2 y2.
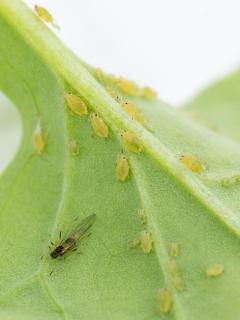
182 70 240 143
1 1 240 319
0 94 21 172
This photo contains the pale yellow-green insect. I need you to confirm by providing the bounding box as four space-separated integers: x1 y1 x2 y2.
121 131 143 153
138 208 147 224
222 175 240 187
159 288 172 313
122 102 145 124
65 93 88 116
117 77 142 96
128 238 141 248
90 113 109 138
168 260 184 291
142 86 156 99
140 230 153 254
169 243 180 257
179 154 205 173
69 141 80 156
33 121 45 154
207 264 224 278
116 154 130 182
34 5 60 29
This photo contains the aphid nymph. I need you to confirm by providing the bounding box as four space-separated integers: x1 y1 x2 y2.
179 154 205 173
116 154 130 182
50 214 96 259
34 5 60 29
121 131 143 153
90 113 109 138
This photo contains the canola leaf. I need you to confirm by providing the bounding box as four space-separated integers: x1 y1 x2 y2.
182 70 240 143
1 1 240 320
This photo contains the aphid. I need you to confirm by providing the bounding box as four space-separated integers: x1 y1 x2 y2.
34 5 60 29
159 288 172 313
50 214 96 259
172 274 185 292
169 243 180 257
142 86 156 99
207 123 218 132
138 208 147 224
65 93 88 116
168 260 185 291
207 264 224 278
140 230 153 254
122 102 145 125
121 131 143 153
168 260 180 275
106 87 121 102
117 77 142 96
90 113 109 138
179 154 205 173
128 238 141 248
69 141 80 156
221 176 240 187
33 121 45 154
116 154 130 182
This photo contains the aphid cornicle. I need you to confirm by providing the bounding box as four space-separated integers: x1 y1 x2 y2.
34 5 60 29
90 113 109 138
50 214 96 259
121 131 143 153
116 154 129 182
65 93 88 116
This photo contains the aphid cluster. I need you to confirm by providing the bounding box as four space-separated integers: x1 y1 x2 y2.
207 264 224 278
116 154 130 182
159 288 172 313
93 68 156 99
168 243 184 291
121 131 143 153
33 121 45 154
65 93 88 116
50 214 96 259
90 113 109 138
34 5 60 29
179 154 205 173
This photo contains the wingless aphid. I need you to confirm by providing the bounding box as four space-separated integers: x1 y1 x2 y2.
50 214 96 259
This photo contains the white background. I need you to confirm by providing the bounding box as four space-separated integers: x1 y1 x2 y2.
1 0 240 171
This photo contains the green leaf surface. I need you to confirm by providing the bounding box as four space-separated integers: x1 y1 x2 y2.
182 70 240 143
1 1 240 319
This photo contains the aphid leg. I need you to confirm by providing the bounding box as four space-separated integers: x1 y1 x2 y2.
50 270 53 276
50 241 54 246
72 248 77 252
59 231 62 240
